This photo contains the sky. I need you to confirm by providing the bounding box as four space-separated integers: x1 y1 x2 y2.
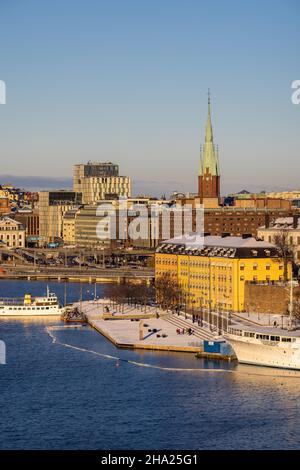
0 0 299 196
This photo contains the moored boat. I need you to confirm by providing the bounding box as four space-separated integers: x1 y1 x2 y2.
224 324 300 370
0 286 64 316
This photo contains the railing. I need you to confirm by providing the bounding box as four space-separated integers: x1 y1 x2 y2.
0 298 26 305
171 309 229 335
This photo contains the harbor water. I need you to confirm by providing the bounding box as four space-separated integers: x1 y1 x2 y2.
1 280 300 449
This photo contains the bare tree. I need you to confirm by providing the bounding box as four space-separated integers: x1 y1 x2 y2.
155 273 183 311
103 282 155 310
103 283 127 311
273 229 294 282
291 289 300 322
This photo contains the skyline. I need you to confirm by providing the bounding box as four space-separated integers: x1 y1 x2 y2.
0 0 299 196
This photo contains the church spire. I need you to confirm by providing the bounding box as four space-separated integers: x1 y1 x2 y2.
198 90 221 202
205 89 213 143
199 90 219 177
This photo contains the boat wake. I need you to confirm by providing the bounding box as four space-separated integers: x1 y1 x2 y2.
45 325 230 373
45 325 300 378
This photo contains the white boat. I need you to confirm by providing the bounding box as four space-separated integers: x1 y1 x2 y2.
0 287 64 317
224 325 300 370
222 280 300 370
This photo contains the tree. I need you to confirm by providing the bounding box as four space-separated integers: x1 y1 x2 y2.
130 283 155 309
273 229 294 282
155 273 183 311
103 284 127 308
103 282 155 310
290 289 300 323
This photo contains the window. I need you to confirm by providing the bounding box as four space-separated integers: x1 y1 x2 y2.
270 336 280 342
282 337 292 343
256 334 270 340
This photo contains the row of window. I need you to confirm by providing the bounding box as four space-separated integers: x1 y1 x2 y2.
189 285 232 294
180 272 232 281
0 234 23 240
0 226 21 231
237 330 294 342
157 260 277 270
7 306 53 310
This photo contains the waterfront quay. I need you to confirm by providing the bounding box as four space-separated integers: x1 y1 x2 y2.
78 299 232 358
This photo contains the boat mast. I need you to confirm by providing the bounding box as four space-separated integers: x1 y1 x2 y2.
288 279 293 329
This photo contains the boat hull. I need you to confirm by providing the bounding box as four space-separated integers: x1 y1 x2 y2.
225 335 300 370
0 307 63 317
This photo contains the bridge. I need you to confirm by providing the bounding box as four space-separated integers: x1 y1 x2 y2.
0 265 155 283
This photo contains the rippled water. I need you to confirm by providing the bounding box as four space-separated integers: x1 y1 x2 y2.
1 280 300 450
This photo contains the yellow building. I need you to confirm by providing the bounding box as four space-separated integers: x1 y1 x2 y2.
62 208 79 244
155 235 290 313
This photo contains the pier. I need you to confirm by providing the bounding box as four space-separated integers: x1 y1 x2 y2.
77 300 234 359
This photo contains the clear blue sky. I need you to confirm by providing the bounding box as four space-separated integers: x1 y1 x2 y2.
0 0 299 196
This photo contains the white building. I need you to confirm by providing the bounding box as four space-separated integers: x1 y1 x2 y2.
257 216 300 263
0 217 26 248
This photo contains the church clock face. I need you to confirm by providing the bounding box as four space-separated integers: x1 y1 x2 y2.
206 177 210 181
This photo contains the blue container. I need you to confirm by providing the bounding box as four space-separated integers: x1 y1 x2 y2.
203 340 221 354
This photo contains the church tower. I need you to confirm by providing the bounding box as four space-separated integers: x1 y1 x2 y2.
198 91 220 206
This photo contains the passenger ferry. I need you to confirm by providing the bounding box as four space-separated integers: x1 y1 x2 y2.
224 324 300 370
0 287 64 316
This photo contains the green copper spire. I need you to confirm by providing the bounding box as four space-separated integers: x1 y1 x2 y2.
205 89 213 142
199 90 219 176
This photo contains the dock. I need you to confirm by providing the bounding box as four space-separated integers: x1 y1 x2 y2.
77 300 234 359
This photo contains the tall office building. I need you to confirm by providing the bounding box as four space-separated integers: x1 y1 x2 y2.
73 161 131 204
39 191 82 245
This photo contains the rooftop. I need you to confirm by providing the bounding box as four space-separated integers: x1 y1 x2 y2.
157 234 278 259
163 234 274 249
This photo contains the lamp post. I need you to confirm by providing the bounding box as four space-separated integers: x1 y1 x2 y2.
222 293 230 333
94 282 97 302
